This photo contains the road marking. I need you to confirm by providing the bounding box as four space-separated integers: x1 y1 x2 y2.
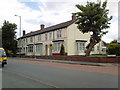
2 69 61 88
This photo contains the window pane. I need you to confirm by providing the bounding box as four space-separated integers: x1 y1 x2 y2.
57 30 62 38
77 42 85 51
45 34 47 40
36 45 42 52
54 43 61 52
49 33 52 40
38 35 41 41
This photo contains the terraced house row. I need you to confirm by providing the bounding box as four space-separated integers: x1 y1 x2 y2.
17 15 106 56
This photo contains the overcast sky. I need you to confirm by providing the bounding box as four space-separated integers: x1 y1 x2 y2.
0 0 119 43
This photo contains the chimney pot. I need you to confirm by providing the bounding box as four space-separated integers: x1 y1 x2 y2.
23 30 26 36
72 15 76 21
40 24 45 30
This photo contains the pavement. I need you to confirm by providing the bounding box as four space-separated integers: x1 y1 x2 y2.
9 57 118 67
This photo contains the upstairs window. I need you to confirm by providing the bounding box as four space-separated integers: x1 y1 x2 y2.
38 35 41 41
23 39 25 43
26 38 27 43
30 37 33 42
49 32 53 40
45 33 48 40
57 30 62 38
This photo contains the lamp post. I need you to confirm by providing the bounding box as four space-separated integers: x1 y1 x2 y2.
15 15 21 57
15 15 21 37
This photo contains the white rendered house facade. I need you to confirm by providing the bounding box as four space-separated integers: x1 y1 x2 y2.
17 15 106 56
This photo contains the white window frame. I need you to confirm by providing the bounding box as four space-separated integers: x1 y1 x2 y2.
97 46 99 51
45 33 48 40
36 44 43 53
54 42 61 52
30 37 33 43
23 39 25 44
28 45 33 52
26 38 27 43
49 32 53 40
57 30 62 39
77 42 85 52
38 35 41 41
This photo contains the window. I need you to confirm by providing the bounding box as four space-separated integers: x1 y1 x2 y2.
23 39 25 43
97 46 99 51
28 45 33 52
77 42 85 51
36 44 43 53
18 39 21 46
49 32 53 40
57 30 62 38
30 37 33 42
26 38 27 43
92 47 94 51
38 35 41 41
102 47 106 52
45 34 48 40
17 47 22 53
17 41 19 45
54 42 61 52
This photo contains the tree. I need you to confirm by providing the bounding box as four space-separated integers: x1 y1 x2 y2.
1 20 17 56
110 39 117 43
73 1 112 56
107 43 120 56
60 44 65 55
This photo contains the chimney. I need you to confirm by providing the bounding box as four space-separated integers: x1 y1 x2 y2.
23 30 26 36
40 24 45 30
72 15 76 21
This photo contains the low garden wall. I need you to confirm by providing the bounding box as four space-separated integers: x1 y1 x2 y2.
20 56 120 63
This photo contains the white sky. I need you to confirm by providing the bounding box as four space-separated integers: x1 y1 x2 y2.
0 0 119 43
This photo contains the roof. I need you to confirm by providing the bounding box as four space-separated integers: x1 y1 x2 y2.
18 19 76 39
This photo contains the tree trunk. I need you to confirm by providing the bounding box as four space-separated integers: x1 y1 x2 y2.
85 34 101 56
85 42 96 56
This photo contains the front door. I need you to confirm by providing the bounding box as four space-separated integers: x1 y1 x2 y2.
45 45 48 55
49 44 52 55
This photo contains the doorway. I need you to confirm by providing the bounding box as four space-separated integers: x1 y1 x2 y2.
49 44 52 55
45 45 48 55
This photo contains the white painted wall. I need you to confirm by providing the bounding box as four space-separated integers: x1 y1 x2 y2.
18 23 106 56
66 23 91 55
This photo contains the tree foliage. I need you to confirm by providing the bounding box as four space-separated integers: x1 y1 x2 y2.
110 40 118 43
60 44 65 55
73 1 112 56
1 20 17 56
107 42 120 56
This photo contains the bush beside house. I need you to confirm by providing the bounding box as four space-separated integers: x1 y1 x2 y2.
107 43 120 56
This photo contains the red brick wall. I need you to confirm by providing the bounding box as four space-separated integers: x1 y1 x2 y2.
20 56 120 63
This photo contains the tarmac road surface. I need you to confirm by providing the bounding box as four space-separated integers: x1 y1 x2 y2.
2 58 118 88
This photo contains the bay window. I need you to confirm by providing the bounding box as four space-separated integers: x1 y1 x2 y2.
36 44 43 53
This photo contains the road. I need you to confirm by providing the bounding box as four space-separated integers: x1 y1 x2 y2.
2 58 118 88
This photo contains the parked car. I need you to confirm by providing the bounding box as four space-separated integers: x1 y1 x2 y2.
0 48 7 67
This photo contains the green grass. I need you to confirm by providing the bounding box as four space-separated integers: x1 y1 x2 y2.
91 54 107 57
